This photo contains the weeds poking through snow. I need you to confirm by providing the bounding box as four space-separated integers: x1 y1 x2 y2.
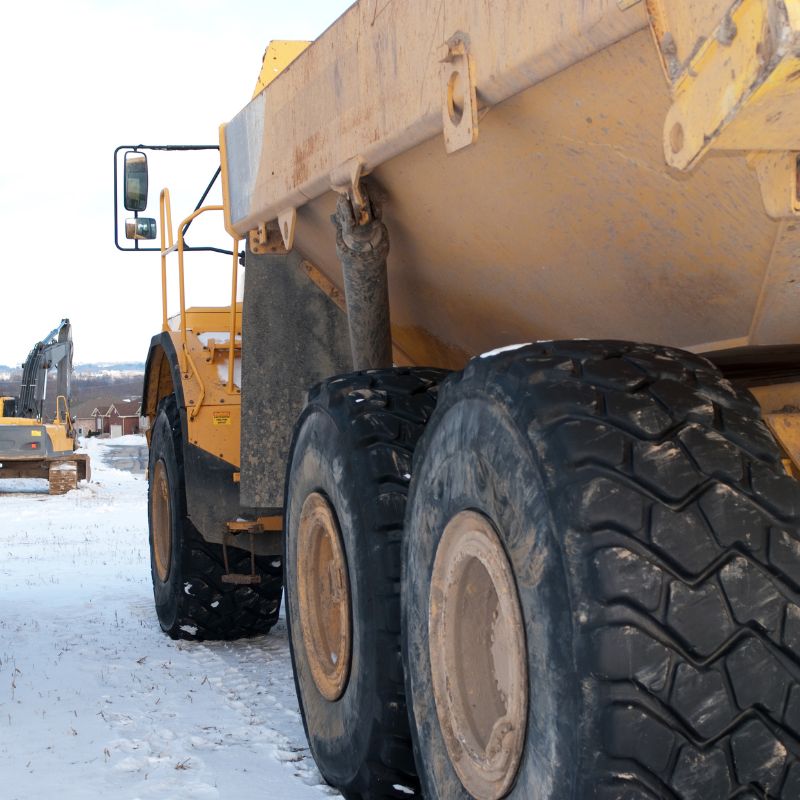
0 434 339 798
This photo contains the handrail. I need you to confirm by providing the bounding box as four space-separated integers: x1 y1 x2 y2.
176 205 224 352
54 395 67 425
159 188 175 332
54 395 73 436
157 190 242 406
185 349 207 420
227 246 239 394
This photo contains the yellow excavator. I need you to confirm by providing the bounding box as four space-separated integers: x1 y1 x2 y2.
0 319 89 494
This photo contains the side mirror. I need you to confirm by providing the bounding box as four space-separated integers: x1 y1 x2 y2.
125 218 157 240
123 151 149 212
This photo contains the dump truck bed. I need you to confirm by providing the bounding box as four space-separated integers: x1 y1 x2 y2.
222 0 800 367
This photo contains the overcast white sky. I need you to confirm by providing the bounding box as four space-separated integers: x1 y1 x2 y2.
0 0 353 366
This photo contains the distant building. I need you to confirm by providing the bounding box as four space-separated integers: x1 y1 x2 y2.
89 400 146 438
75 414 99 438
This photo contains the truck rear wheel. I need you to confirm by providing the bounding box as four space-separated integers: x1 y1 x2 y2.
148 395 282 640
404 341 800 799
284 368 448 799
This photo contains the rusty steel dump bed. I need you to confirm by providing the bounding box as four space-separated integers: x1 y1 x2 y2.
221 0 800 369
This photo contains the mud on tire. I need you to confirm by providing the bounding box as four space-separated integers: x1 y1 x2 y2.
403 340 800 799
148 395 282 641
284 368 448 799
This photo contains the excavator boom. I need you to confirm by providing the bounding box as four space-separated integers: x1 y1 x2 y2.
17 319 72 420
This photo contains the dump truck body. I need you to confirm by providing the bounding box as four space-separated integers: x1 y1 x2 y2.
222 0 800 363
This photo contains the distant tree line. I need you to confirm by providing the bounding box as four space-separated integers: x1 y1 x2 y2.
0 373 144 421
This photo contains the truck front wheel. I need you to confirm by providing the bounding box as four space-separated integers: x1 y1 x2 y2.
404 341 800 799
284 368 447 799
147 395 282 640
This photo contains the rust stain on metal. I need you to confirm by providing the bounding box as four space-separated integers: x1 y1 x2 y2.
292 130 323 189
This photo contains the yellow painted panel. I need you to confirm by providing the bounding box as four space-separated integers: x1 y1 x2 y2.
43 423 75 454
164 324 242 468
751 383 800 414
252 41 311 99
168 305 242 335
647 0 734 72
765 413 800 475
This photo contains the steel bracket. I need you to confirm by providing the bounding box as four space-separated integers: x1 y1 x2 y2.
249 221 286 255
440 33 478 154
331 157 372 225
662 0 800 171
748 383 800 475
749 152 800 219
765 412 800 478
278 208 297 251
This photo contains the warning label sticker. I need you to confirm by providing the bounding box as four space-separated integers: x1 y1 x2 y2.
213 412 232 426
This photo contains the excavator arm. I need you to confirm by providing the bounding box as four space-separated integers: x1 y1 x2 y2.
17 319 73 421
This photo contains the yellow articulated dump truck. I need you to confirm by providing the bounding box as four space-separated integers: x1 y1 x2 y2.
115 1 800 797
0 319 89 494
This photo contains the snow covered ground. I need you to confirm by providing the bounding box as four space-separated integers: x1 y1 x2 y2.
0 436 338 800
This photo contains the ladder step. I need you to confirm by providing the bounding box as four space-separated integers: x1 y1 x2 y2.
226 520 264 535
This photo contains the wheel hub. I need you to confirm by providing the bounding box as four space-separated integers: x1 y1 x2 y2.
151 459 172 582
296 492 352 701
429 509 528 800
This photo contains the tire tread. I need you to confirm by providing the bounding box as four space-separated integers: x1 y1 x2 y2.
442 341 800 799
150 396 282 642
292 367 447 799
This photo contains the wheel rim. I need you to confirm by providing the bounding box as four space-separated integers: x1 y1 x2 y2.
296 492 352 701
429 510 528 800
151 459 172 582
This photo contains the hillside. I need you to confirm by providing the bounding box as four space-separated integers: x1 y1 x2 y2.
0 365 145 419
70 373 146 417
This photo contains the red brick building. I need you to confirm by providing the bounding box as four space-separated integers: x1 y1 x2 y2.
91 400 144 437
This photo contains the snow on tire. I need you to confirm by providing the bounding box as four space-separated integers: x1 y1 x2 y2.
147 395 282 641
403 340 800 799
284 367 448 799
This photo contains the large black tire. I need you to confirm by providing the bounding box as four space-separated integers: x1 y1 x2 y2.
147 395 282 641
404 341 800 799
284 368 448 799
